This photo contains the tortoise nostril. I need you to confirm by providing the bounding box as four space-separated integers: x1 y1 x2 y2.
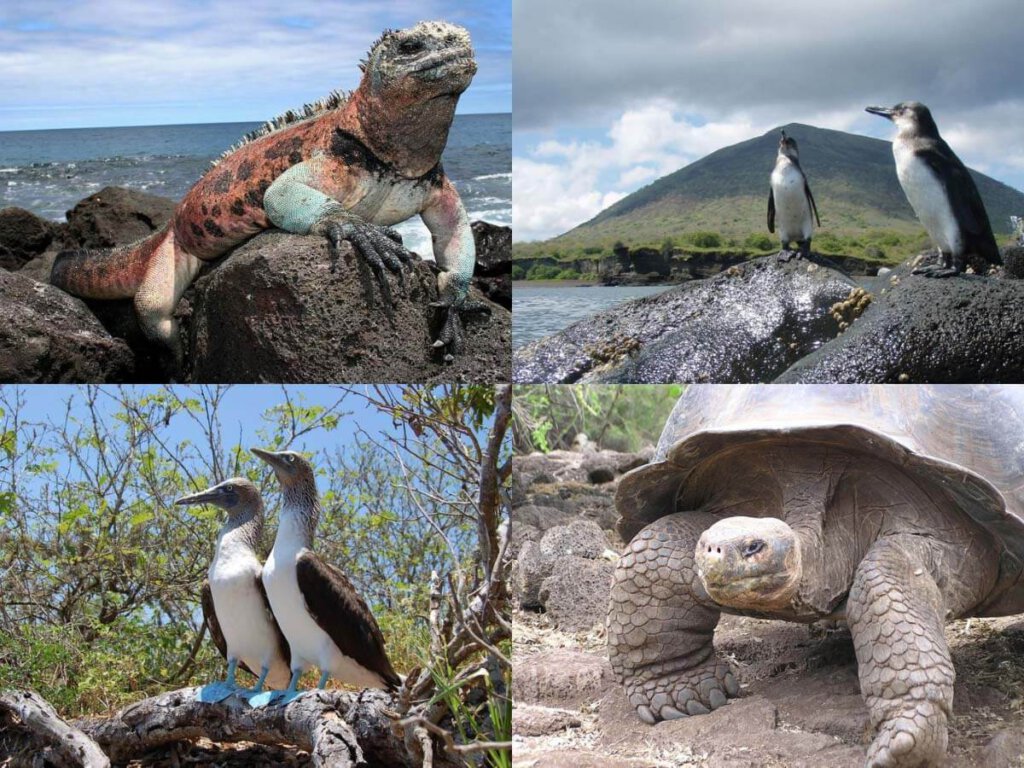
716 547 721 554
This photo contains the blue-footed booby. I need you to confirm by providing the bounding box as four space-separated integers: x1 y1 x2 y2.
175 478 291 703
249 448 401 707
866 101 1001 277
768 130 820 259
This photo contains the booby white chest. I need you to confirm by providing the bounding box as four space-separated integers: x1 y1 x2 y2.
208 534 288 684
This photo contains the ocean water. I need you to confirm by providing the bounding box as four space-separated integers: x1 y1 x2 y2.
513 284 672 349
0 113 510 259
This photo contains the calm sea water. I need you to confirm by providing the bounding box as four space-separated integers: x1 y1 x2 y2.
0 113 510 259
513 284 672 349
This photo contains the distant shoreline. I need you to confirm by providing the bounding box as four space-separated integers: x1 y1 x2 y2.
513 279 599 288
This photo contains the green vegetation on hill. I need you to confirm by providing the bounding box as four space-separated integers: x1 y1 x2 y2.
514 123 1024 272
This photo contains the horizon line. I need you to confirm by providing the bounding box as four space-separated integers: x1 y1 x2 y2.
0 110 511 135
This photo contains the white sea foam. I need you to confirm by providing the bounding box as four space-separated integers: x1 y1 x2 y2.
473 172 511 181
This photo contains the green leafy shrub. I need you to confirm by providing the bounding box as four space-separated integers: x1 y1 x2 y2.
744 233 775 251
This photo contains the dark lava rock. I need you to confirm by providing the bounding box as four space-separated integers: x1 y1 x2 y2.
513 253 856 383
1002 245 1024 280
471 221 511 309
777 264 1024 383
0 269 134 382
64 186 175 249
0 207 55 270
188 231 510 383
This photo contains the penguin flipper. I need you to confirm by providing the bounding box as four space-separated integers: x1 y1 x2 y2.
804 181 821 227
767 188 776 233
915 140 1000 264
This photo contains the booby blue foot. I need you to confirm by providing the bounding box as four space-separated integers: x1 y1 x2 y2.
196 681 239 703
248 669 303 708
197 659 241 702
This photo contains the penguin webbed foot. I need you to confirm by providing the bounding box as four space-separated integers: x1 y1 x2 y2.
912 253 963 278
912 265 961 278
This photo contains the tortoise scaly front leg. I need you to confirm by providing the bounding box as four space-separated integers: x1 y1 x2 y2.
848 536 954 768
608 512 739 723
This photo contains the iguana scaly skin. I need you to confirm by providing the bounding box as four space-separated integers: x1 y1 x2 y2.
51 21 484 368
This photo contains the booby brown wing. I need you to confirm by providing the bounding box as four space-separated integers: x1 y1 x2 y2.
295 552 401 690
200 580 258 678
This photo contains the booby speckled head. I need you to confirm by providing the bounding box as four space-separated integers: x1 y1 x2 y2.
175 477 262 521
361 21 476 102
250 448 316 490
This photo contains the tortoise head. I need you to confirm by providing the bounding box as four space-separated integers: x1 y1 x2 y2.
695 516 802 611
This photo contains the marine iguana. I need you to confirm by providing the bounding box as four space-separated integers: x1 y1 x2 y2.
51 20 485 368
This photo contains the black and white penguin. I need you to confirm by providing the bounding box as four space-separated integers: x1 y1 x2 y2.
866 102 1001 277
768 130 821 258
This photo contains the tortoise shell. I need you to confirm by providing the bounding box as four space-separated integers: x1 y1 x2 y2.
615 385 1024 611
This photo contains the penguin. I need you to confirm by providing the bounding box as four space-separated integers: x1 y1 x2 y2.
248 448 401 706
768 130 821 259
866 101 1001 277
175 478 291 703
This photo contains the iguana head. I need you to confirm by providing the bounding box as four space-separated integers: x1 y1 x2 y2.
356 21 477 176
362 21 476 103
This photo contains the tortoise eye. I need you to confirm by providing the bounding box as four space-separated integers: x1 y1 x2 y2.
743 540 766 558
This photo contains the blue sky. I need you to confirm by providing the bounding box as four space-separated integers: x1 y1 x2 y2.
514 0 1024 242
11 385 399 467
0 0 510 131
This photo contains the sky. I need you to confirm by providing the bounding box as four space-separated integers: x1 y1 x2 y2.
0 0 510 132
513 0 1024 242
6 385 412 495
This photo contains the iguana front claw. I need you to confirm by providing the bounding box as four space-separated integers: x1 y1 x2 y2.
322 219 414 307
430 296 491 361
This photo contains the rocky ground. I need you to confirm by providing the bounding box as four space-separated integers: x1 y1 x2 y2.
513 251 1024 385
0 188 511 383
511 448 1024 768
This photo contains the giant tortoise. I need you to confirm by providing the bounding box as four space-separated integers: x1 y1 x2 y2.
608 385 1024 767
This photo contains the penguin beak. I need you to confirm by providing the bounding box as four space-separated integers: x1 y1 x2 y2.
251 447 292 479
174 487 222 506
865 105 894 120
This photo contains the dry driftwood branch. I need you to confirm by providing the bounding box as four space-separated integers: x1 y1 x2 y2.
2 686 460 768
0 689 110 768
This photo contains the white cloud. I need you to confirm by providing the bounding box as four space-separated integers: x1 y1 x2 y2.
514 102 773 241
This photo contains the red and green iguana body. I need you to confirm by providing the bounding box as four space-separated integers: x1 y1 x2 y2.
51 20 485 367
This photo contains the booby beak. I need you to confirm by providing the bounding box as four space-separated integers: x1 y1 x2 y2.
174 487 223 506
865 105 895 120
251 447 296 483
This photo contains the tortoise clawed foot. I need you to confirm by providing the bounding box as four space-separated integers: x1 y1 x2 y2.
866 700 948 768
626 660 738 724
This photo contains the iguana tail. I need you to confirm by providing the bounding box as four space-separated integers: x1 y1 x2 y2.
51 227 169 299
